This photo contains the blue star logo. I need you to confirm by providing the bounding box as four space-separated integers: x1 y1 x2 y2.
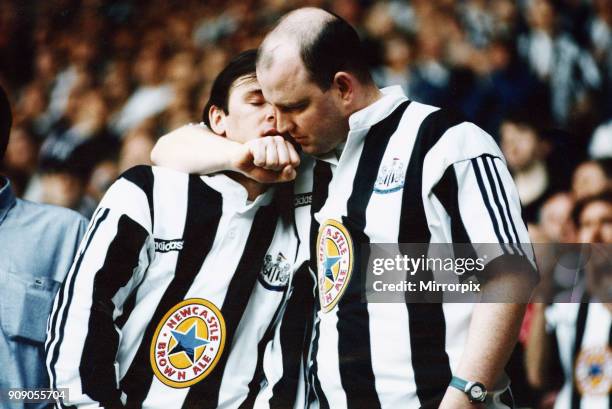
323 253 341 282
589 363 602 378
169 322 209 364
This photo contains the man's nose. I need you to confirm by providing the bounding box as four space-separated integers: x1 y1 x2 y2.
275 108 294 134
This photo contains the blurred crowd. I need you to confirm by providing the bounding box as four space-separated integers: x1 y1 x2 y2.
0 0 610 220
0 1 610 408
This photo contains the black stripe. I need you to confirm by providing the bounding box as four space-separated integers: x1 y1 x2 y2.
309 160 333 272
238 286 289 409
432 165 471 244
470 157 508 251
183 204 279 409
481 156 517 254
80 215 149 407
431 165 479 282
46 207 102 357
309 160 333 409
399 108 464 407
337 100 410 409
308 314 328 409
122 176 222 408
571 294 590 409
49 208 110 409
269 262 316 409
487 155 526 257
121 165 155 228
116 278 144 329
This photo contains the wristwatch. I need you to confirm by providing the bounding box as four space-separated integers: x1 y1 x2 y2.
449 375 487 403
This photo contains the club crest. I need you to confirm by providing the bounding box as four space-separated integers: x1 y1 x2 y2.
374 158 405 194
317 220 354 313
259 252 292 291
575 346 612 395
150 298 226 388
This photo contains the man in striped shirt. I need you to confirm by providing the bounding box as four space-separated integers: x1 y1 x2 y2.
527 190 611 409
152 9 538 409
45 50 307 409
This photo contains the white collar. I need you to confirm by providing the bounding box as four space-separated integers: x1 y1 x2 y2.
201 173 274 213
348 86 408 131
313 87 408 166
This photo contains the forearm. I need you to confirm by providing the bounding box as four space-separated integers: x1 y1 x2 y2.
151 124 299 183
440 267 535 408
151 125 243 174
439 302 526 408
456 302 526 386
525 303 551 389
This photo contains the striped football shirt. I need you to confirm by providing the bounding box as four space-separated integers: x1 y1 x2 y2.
299 86 534 409
45 165 302 409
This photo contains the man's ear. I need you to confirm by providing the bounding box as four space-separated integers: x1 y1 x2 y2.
209 105 227 136
332 71 355 105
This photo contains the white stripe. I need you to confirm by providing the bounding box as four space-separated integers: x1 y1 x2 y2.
369 304 418 408
316 309 347 409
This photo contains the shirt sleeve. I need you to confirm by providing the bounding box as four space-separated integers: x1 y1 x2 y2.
46 166 155 408
426 123 536 277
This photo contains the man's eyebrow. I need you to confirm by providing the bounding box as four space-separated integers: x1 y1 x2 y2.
276 98 308 109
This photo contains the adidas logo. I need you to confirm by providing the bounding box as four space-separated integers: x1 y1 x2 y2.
154 238 184 253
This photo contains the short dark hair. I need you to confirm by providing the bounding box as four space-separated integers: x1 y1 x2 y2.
0 85 12 160
202 49 257 128
298 14 372 90
572 189 612 227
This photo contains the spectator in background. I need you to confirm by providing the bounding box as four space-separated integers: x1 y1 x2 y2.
14 81 54 137
102 60 133 127
538 192 576 244
572 158 612 201
371 32 415 95
112 47 174 135
0 85 87 409
519 0 601 128
47 37 99 122
527 190 612 409
25 87 120 216
117 124 157 173
468 35 545 136
501 111 556 223
589 0 612 118
38 158 97 219
410 13 452 107
1 124 40 197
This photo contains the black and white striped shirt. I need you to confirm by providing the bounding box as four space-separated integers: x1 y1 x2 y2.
299 86 533 409
45 165 300 409
546 297 611 409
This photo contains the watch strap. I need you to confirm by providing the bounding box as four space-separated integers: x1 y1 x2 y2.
450 375 469 392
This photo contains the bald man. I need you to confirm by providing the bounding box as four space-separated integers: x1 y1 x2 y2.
152 8 538 409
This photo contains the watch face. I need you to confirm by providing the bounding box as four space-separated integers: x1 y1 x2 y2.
469 383 486 402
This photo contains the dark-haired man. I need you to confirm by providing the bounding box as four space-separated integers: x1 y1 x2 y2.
46 50 307 409
527 190 611 409
0 86 87 409
152 8 538 409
